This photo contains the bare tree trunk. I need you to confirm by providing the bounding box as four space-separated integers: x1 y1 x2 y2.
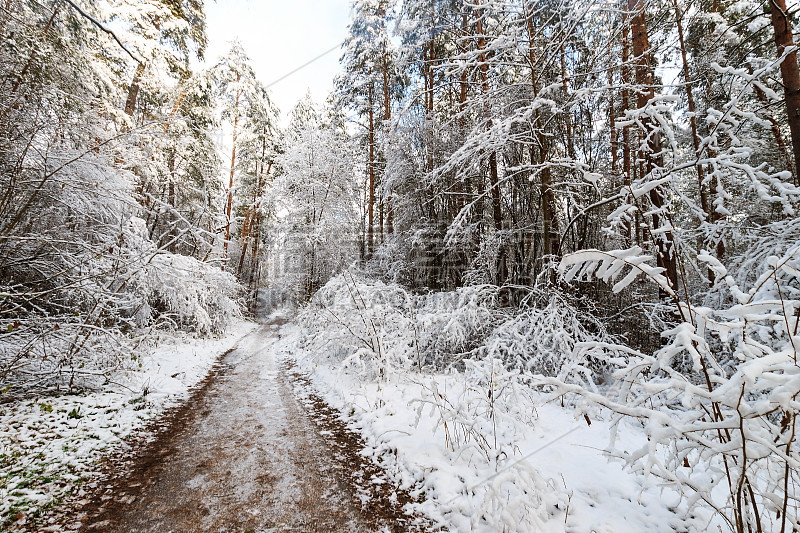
385 192 394 234
608 67 618 174
428 39 435 113
163 92 185 133
453 4 470 217
673 0 711 221
367 82 375 258
524 6 559 260
361 173 368 261
382 49 393 235
124 62 146 117
560 44 575 160
238 137 269 278
248 210 261 287
770 0 800 186
476 3 506 287
476 5 502 232
237 211 252 275
630 0 678 291
379 201 384 243
622 20 633 243
167 153 176 252
674 0 727 272
223 77 241 271
422 48 429 114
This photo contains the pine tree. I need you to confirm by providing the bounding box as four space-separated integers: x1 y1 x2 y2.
213 41 278 273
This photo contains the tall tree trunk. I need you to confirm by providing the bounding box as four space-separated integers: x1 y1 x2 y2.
167 153 176 252
673 0 711 221
124 62 146 117
524 6 559 260
239 133 270 279
476 3 506 286
622 20 633 243
382 48 394 234
455 4 470 216
560 44 576 160
237 211 252 275
163 92 185 133
630 0 678 291
428 39 435 113
476 5 502 232
379 201 384 243
223 77 240 271
770 0 800 187
239 139 270 278
422 48 429 113
367 82 375 258
674 0 726 269
608 67 618 174
248 209 261 287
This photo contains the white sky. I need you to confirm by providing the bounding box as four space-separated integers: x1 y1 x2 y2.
203 0 352 124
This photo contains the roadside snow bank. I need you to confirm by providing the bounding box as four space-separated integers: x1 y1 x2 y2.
273 272 713 532
277 322 695 532
0 319 257 530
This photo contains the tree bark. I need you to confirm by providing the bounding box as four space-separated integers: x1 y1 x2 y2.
609 67 618 174
238 134 270 278
524 6 559 260
560 44 576 160
382 48 394 234
770 0 800 187
124 62 146 117
622 20 633 243
476 5 502 232
475 2 507 287
630 0 678 291
674 0 711 221
223 76 240 271
428 39 435 113
367 82 375 257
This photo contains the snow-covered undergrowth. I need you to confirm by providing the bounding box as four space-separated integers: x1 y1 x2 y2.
286 255 800 531
276 272 698 532
556 246 800 533
0 215 243 397
0 320 256 530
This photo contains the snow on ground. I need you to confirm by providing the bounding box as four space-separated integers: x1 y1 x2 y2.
0 319 257 529
277 322 707 533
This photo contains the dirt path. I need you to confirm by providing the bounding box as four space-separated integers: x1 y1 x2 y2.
77 320 423 533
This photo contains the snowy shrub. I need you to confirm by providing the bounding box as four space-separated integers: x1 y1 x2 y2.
0 215 242 397
554 246 800 532
410 355 562 531
297 273 619 531
301 273 504 373
0 318 145 396
481 294 616 382
0 177 242 397
298 247 799 531
130 252 242 335
303 270 610 374
415 284 505 366
299 272 419 376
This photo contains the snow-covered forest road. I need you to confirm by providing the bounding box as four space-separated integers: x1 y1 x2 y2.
5 0 800 530
76 320 417 533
